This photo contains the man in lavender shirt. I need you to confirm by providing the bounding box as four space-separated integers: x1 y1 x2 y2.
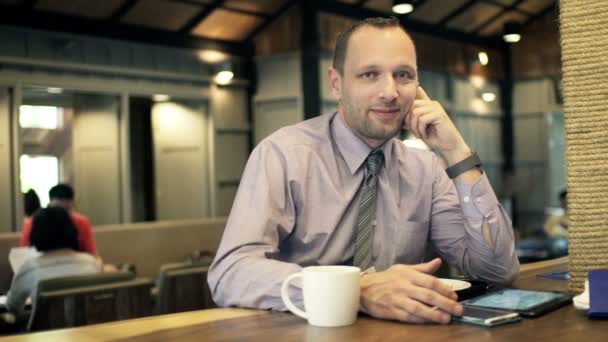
208 17 519 324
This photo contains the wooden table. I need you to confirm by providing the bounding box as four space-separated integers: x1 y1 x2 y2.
2 257 606 342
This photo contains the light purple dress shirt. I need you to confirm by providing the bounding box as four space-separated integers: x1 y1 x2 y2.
208 112 519 311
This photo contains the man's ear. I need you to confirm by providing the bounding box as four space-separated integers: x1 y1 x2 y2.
328 67 342 100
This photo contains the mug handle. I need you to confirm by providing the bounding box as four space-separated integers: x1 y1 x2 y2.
281 272 307 319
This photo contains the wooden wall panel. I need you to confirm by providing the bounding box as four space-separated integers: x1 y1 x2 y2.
317 13 504 80
254 5 302 56
512 9 561 79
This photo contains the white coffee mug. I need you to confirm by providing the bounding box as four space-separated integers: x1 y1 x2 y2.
281 265 361 327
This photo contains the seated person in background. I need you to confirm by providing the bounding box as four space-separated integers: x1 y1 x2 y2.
6 207 101 316
544 190 568 239
23 189 41 221
20 184 117 273
20 184 97 255
209 17 519 325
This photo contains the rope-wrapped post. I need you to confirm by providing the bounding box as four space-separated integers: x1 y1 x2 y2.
560 0 608 293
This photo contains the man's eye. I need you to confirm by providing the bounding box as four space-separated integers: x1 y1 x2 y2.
361 72 378 79
395 71 413 79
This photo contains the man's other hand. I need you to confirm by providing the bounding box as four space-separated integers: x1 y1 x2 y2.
359 258 463 324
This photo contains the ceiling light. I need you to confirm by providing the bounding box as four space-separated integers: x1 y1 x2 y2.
214 71 234 85
196 50 229 64
392 1 414 14
47 87 63 94
503 22 522 43
482 92 496 102
470 75 485 89
503 34 521 43
477 52 489 66
153 94 170 102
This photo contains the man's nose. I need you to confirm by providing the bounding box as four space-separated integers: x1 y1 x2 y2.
379 75 398 101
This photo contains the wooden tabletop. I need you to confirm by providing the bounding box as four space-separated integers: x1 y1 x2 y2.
3 257 607 342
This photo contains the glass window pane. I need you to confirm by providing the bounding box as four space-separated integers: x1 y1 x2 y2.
20 155 59 207
19 105 63 129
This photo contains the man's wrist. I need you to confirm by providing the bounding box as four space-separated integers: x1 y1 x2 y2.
446 151 482 179
440 144 472 166
359 271 374 314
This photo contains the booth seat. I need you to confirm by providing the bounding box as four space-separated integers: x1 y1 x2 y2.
0 217 227 293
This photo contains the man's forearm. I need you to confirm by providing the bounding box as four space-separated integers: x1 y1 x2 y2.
208 253 303 310
455 176 519 283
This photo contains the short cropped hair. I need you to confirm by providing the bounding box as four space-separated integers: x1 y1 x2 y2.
332 17 404 74
30 207 80 252
49 183 74 200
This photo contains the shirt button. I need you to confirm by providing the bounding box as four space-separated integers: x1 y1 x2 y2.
463 196 470 203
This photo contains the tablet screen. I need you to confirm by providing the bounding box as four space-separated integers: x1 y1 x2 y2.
461 289 568 311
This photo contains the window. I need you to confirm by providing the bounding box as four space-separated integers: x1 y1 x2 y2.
19 105 63 129
20 155 59 207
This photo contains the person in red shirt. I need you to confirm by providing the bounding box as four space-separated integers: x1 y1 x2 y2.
20 184 98 256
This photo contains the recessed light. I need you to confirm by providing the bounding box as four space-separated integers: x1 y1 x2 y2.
214 71 234 85
503 34 521 43
482 92 496 102
503 22 522 43
153 94 170 102
47 87 63 94
196 50 229 64
392 2 414 14
478 52 489 66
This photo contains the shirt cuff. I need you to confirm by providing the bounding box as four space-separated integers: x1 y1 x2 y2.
455 173 500 218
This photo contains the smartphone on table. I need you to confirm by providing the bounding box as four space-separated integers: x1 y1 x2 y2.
452 305 521 327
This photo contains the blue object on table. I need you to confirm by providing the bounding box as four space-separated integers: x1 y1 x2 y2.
588 270 608 318
517 238 568 263
537 271 569 280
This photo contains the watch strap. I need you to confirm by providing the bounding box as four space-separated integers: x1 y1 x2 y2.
445 152 482 179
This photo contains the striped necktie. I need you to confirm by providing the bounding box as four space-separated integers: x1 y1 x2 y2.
353 150 384 271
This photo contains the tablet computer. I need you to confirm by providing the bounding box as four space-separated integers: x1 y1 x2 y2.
460 288 572 317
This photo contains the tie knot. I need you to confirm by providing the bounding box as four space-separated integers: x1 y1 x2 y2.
366 151 384 176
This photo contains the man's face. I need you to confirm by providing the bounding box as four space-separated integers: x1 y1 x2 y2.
329 26 418 147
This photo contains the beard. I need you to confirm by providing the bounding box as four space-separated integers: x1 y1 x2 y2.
341 94 405 143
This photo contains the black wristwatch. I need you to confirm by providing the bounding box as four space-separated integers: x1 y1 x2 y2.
445 151 482 179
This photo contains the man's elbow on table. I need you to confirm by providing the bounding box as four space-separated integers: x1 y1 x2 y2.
479 259 520 285
207 260 231 307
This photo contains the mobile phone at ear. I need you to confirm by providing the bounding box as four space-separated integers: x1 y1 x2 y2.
452 305 521 327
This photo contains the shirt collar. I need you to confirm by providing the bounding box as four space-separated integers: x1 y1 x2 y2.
331 112 394 175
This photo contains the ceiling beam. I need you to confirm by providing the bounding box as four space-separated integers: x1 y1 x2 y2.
221 5 269 18
319 0 502 49
472 0 527 35
479 0 533 16
178 0 225 34
246 0 297 41
0 5 253 57
171 0 269 17
108 0 138 22
437 0 477 26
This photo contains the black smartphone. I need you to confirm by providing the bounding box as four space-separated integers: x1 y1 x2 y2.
453 305 521 327
459 288 573 317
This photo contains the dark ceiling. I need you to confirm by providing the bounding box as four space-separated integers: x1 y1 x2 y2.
0 0 557 56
